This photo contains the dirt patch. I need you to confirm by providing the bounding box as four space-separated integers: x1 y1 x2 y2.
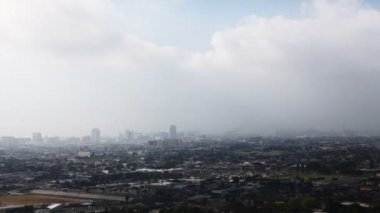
0 195 87 205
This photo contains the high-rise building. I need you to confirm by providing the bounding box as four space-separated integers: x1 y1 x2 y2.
91 128 101 143
32 132 43 143
125 130 134 142
170 125 177 140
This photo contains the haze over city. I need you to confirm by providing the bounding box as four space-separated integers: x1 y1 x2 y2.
1 0 380 137
3 1 380 212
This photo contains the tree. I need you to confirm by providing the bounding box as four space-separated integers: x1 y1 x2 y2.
301 198 319 210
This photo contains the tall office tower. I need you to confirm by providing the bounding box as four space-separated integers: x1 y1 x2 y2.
170 125 177 140
125 130 134 142
32 132 43 143
91 128 101 143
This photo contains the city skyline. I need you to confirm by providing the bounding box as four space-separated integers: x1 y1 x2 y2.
1 1 380 210
1 126 378 139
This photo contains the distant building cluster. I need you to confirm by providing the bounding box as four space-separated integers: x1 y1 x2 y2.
1 125 190 146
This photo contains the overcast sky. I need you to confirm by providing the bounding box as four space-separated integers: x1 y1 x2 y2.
1 0 380 137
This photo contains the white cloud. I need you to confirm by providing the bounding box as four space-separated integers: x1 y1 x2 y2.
187 0 380 74
0 0 182 136
0 0 380 135
0 0 180 73
183 0 380 132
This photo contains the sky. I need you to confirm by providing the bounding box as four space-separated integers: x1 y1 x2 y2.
1 0 380 137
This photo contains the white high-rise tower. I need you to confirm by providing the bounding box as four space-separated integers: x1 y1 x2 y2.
91 128 101 143
169 125 177 140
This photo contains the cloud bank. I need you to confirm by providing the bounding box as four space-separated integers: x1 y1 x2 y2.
0 0 379 136
184 0 380 133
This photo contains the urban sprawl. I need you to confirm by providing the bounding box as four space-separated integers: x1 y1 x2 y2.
0 127 379 212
